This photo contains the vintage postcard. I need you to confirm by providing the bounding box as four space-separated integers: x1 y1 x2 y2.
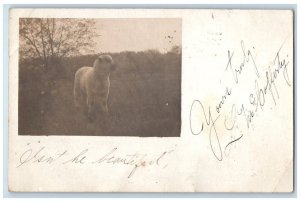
8 9 294 192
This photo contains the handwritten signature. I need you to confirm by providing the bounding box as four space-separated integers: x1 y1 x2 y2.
190 40 291 161
17 145 174 178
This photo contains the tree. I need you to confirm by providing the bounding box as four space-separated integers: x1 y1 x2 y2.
19 18 98 70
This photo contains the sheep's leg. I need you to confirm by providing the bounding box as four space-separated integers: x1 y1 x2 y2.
94 107 109 136
87 94 96 122
88 103 95 122
102 103 108 114
74 94 81 108
105 97 109 113
73 80 81 108
101 96 109 113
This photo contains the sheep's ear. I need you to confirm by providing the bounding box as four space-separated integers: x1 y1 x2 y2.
93 59 98 67
97 56 103 62
94 57 103 67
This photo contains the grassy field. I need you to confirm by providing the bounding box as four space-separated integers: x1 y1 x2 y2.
19 50 181 137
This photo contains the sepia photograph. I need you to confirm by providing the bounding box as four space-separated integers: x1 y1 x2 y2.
18 18 182 137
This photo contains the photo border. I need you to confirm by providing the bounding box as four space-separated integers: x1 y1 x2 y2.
2 3 297 198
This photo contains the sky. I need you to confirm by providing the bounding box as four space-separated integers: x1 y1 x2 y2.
93 18 182 53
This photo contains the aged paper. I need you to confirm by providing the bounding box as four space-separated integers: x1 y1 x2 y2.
8 9 294 192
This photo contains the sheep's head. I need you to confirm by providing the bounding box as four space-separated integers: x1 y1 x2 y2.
93 54 116 76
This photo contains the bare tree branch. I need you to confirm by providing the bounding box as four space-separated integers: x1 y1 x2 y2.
22 35 42 60
20 18 98 69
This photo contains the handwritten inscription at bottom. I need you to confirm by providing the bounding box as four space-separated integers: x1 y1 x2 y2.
17 144 175 178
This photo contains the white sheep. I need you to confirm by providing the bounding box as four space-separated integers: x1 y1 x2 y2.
73 54 115 122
